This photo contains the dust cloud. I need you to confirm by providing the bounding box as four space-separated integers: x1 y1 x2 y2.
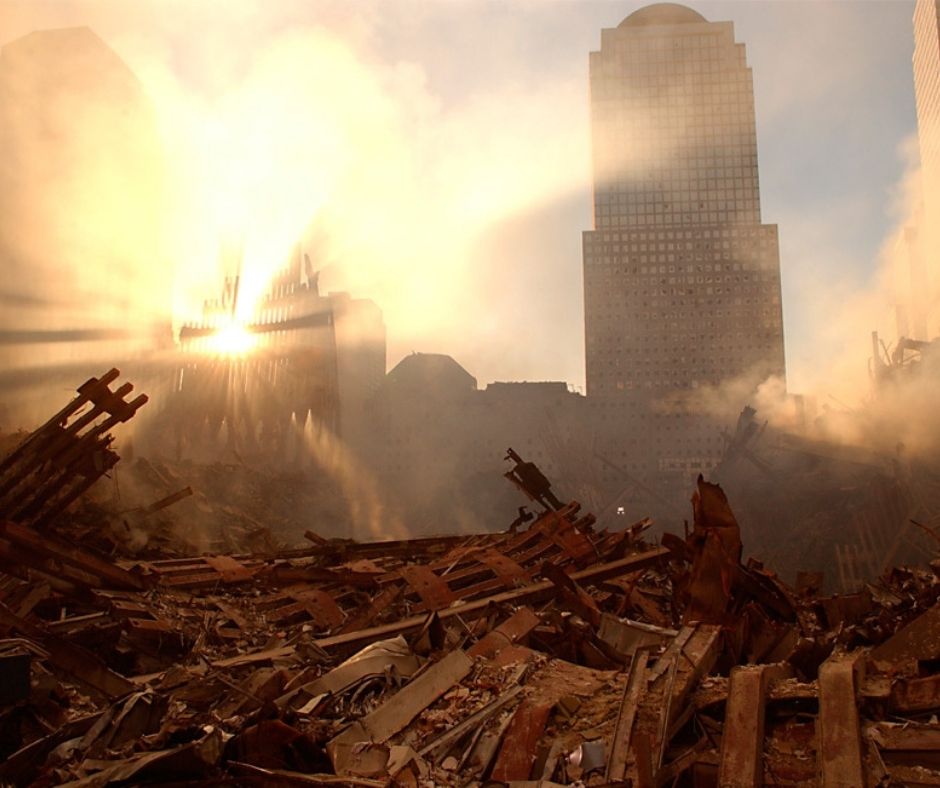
0 2 590 406
685 134 940 463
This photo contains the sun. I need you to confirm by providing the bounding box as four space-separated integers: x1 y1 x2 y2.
207 322 257 355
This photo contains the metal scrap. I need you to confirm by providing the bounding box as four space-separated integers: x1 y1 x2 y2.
3 390 940 785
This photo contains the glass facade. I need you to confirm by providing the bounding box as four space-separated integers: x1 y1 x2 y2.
915 0 940 209
584 6 785 400
913 0 940 331
590 21 759 229
582 5 786 488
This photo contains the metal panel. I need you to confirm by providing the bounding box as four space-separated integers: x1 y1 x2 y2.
399 564 455 610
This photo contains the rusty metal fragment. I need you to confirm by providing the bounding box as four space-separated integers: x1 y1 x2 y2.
504 447 564 511
490 700 552 782
596 613 675 660
717 663 792 787
606 647 650 781
468 607 540 659
682 476 742 624
891 673 940 713
818 652 865 788
871 600 940 663
398 564 456 610
0 371 147 530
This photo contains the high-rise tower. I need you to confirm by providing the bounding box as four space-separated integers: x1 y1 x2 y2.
913 0 940 333
582 4 785 495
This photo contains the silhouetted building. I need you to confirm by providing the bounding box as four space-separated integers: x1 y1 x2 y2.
369 355 585 533
0 27 171 375
0 27 172 422
582 4 785 504
163 248 385 466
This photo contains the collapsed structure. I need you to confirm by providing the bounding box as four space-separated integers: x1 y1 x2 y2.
708 329 940 594
2 372 940 786
713 404 940 593
161 247 385 467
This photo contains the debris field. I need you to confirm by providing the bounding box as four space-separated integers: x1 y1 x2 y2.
3 371 940 786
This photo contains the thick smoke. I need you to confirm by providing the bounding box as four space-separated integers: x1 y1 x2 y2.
0 1 592 406
0 4 596 542
0 28 172 359
690 134 940 465
1 1 934 500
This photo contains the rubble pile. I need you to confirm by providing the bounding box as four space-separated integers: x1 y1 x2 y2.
714 405 940 591
4 373 940 785
99 455 355 555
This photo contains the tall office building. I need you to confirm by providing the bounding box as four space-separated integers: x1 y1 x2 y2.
913 0 940 333
582 4 785 498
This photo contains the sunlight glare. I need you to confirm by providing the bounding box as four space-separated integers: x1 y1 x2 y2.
207 322 257 355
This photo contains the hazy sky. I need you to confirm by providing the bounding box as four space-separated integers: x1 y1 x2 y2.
0 0 922 396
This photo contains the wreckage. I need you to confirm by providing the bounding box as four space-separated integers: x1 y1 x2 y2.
4 373 940 785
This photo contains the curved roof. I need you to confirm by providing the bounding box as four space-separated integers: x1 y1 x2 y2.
619 4 707 28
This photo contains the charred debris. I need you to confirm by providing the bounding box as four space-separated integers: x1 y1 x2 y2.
714 402 940 594
3 373 940 786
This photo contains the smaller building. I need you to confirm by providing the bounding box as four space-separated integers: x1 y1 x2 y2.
365 355 585 533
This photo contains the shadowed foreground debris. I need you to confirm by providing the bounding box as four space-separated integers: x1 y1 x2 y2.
5 374 940 785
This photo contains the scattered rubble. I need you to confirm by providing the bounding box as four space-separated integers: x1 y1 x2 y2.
4 371 940 785
714 404 940 592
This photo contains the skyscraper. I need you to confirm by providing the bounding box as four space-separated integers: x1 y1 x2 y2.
913 0 940 333
582 4 785 498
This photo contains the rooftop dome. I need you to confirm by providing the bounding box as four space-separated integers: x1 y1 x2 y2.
619 3 707 28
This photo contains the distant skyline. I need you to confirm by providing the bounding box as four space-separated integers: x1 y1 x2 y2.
0 1 922 397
